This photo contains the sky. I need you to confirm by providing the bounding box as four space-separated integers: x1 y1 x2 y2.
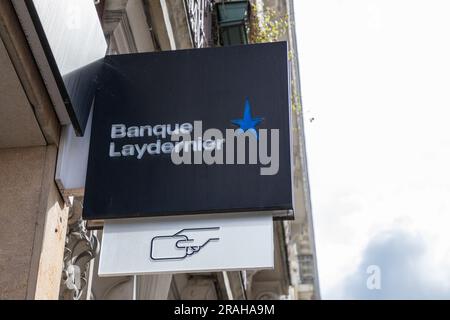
294 0 450 299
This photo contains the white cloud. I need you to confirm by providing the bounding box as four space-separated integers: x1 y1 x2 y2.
295 0 450 299
338 228 450 299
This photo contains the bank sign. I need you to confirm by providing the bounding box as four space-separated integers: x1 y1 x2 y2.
83 42 293 220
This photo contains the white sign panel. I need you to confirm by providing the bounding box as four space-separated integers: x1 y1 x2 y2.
99 213 274 276
55 114 92 199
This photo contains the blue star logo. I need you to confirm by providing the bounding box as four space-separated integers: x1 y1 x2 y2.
231 98 263 138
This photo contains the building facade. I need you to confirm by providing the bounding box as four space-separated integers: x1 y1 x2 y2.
0 0 319 300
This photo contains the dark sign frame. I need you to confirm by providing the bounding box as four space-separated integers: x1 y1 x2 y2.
83 42 294 220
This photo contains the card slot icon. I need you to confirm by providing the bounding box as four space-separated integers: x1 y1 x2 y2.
150 227 220 261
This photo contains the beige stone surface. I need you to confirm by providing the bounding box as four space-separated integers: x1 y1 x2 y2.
146 0 172 50
0 146 67 299
0 0 60 146
0 147 46 299
165 0 194 49
33 187 67 299
33 156 69 300
0 37 45 148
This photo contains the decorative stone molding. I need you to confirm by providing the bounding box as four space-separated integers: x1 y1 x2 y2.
101 277 134 300
135 274 173 300
255 291 280 300
59 197 99 300
178 274 219 300
102 0 138 54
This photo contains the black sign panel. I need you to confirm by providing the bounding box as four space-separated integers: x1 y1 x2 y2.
83 42 293 220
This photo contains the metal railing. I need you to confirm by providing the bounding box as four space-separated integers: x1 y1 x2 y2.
184 0 214 48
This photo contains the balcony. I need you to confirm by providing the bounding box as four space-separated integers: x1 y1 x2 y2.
215 0 250 46
184 0 251 48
